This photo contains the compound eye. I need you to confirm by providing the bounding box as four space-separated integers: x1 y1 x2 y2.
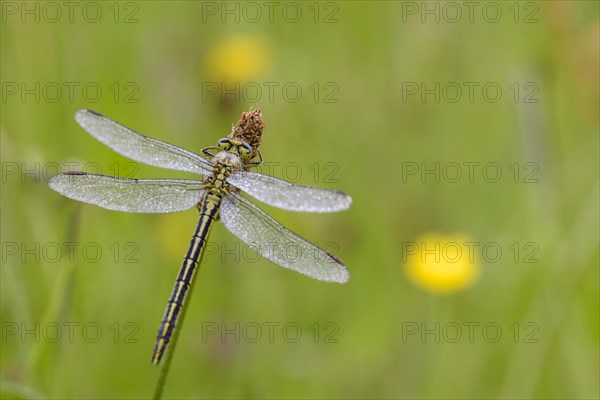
240 143 253 160
217 138 230 151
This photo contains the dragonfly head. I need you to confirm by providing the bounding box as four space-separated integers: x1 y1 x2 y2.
216 138 253 162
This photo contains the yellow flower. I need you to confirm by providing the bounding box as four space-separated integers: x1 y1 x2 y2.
205 35 272 83
404 233 480 294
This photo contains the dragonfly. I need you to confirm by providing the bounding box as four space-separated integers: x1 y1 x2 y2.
48 108 351 365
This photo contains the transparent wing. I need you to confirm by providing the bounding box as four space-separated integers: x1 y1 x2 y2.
75 109 212 176
227 171 352 212
49 173 204 213
220 191 350 283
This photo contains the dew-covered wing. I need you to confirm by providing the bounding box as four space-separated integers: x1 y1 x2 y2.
49 173 204 213
220 191 350 283
227 171 351 213
75 109 212 176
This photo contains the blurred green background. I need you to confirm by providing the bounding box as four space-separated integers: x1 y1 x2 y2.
1 1 598 399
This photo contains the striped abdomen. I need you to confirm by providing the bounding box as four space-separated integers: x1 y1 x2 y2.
151 192 221 365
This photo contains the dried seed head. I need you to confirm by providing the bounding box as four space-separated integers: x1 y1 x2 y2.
228 108 264 157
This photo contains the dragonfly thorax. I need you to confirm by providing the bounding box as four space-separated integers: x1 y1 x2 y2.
216 138 253 162
210 150 244 174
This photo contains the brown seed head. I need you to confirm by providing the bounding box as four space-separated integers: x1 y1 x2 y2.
228 108 264 158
